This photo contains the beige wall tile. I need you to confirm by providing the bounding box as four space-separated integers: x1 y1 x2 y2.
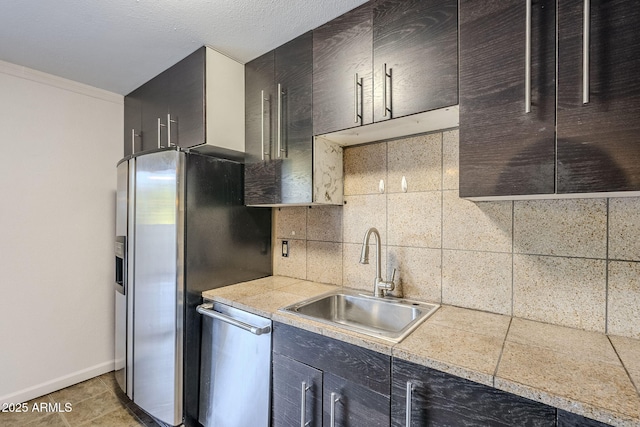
513 255 606 332
306 241 343 285
387 245 441 302
442 129 459 190
442 190 512 253
607 261 640 339
343 194 386 244
343 242 386 292
442 250 512 315
344 142 386 195
387 191 441 248
307 205 343 242
514 199 607 258
387 133 441 193
273 238 306 279
274 207 307 240
609 197 640 261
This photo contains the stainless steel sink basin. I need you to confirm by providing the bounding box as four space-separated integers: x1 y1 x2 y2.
280 290 439 343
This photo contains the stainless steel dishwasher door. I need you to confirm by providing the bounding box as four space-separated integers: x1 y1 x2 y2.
197 302 272 427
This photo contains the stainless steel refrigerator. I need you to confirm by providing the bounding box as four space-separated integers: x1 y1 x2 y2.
114 147 271 426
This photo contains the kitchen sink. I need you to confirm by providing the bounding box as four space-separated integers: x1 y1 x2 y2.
280 290 439 343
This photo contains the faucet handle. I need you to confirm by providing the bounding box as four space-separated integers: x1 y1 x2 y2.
388 268 396 284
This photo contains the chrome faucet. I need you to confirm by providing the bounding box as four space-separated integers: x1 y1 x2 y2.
359 227 395 297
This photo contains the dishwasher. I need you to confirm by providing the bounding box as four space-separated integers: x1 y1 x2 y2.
197 301 272 427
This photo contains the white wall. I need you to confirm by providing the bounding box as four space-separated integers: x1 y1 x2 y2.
0 61 123 404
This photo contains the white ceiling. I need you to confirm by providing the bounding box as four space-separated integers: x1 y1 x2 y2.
0 0 368 95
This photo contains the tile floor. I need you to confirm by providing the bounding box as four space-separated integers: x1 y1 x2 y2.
0 372 161 426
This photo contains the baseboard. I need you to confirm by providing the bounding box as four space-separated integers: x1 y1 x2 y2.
0 360 115 405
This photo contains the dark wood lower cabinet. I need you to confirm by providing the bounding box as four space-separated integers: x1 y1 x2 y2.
272 322 391 427
272 353 322 427
323 372 390 427
271 324 614 427
391 358 557 427
556 410 612 427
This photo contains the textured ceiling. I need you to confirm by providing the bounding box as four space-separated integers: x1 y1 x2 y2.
0 0 368 95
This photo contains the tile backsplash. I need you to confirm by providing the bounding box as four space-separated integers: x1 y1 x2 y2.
273 129 640 338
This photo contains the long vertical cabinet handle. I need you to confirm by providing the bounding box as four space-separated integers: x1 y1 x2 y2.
157 118 167 148
330 392 341 427
354 73 363 124
583 0 590 104
405 381 414 427
131 129 141 154
261 90 267 161
525 0 532 113
167 114 177 146
383 64 392 117
300 381 311 427
277 83 283 158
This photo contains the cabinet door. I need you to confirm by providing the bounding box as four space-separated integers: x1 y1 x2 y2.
557 0 640 193
391 359 556 426
323 373 390 427
459 0 556 198
272 353 323 427
244 51 278 205
275 31 313 204
373 0 458 122
167 47 205 149
123 93 142 156
138 71 170 151
313 2 373 135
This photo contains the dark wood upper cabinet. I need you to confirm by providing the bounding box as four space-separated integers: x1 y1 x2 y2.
312 0 458 137
244 50 277 205
556 0 640 193
245 32 320 206
373 0 458 122
460 0 640 199
166 49 205 149
123 93 142 156
459 0 556 198
313 2 373 135
123 47 244 157
276 31 314 204
138 69 170 152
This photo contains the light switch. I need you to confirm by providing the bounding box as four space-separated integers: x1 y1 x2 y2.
282 240 289 257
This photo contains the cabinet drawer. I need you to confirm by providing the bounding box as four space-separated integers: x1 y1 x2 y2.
391 358 556 426
273 322 391 395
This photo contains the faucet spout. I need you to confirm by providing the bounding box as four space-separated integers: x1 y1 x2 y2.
359 227 394 297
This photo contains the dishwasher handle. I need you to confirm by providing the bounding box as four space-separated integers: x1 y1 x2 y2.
197 303 272 336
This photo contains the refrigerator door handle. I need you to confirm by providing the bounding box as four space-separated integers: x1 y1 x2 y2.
196 303 272 336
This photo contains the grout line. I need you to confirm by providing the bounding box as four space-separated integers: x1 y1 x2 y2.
385 140 389 281
305 207 309 282
607 335 640 397
440 132 444 304
605 198 610 335
511 201 515 316
493 317 513 388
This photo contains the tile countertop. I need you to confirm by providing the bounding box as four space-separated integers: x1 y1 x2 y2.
202 276 640 427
